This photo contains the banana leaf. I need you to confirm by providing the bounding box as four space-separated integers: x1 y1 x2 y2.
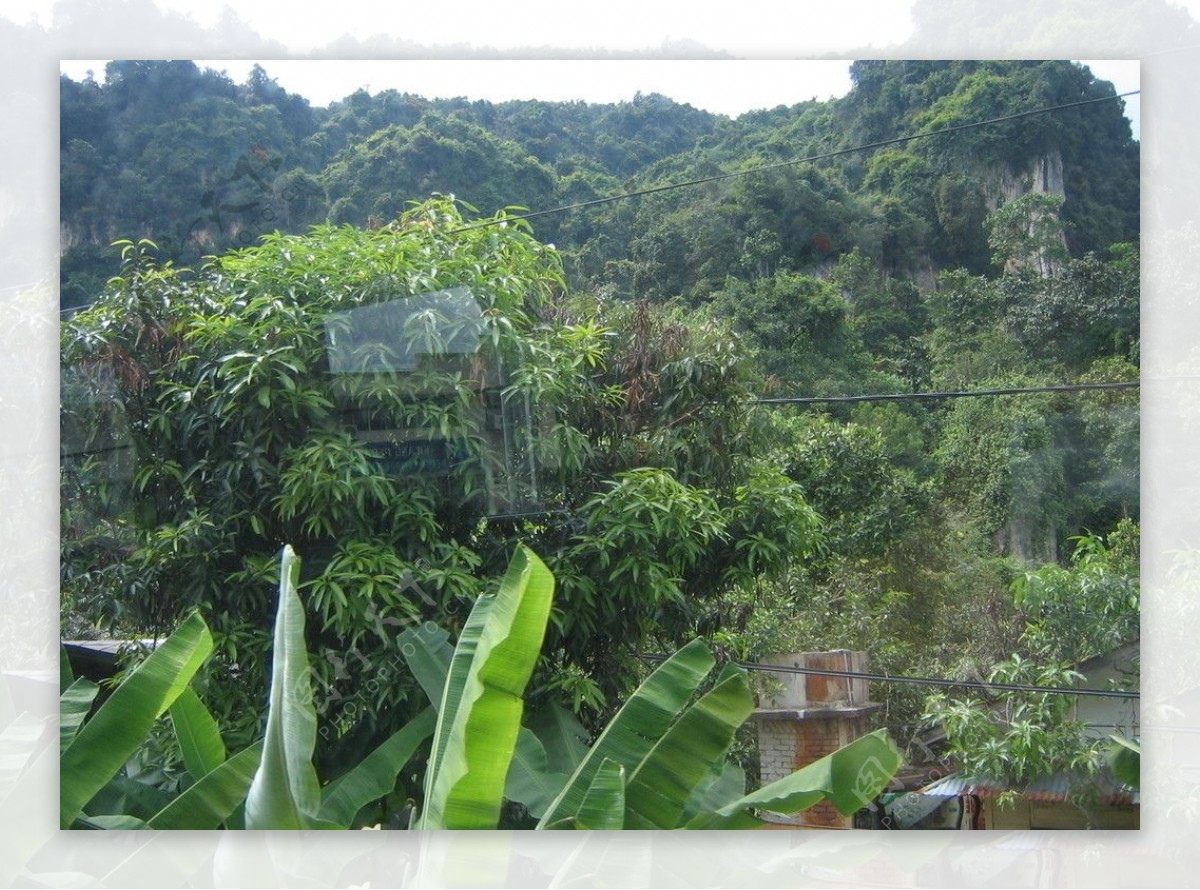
536 638 714 829
148 742 264 829
60 611 213 829
685 728 901 829
527 701 590 776
1107 735 1140 790
317 706 436 826
503 726 571 819
622 663 753 828
416 544 554 829
59 677 98 753
84 773 177 821
504 702 591 818
680 761 746 825
572 758 626 830
417 595 494 815
399 616 570 820
59 646 74 695
244 546 339 830
169 685 226 780
396 622 455 707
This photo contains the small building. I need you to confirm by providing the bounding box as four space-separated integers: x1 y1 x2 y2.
1072 642 1139 742
893 642 1140 830
914 768 1139 829
751 650 882 829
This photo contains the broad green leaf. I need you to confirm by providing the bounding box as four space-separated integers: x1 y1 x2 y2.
686 728 901 829
318 707 436 827
573 758 625 830
419 595 495 811
1107 735 1139 790
170 686 226 779
401 627 571 820
681 760 746 825
527 701 590 776
623 663 753 828
537 638 714 829
60 612 213 829
59 646 74 695
397 622 455 709
148 742 263 829
59 678 99 753
85 774 178 821
504 727 570 819
245 546 339 830
419 545 554 829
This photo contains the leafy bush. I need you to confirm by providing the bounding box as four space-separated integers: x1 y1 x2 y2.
61 200 819 756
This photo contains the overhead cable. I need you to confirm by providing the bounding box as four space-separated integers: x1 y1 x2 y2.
638 653 1140 699
57 378 1141 461
451 90 1141 233
753 380 1139 406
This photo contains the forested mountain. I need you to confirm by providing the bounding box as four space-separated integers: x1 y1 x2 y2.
60 59 1137 308
60 60 1139 788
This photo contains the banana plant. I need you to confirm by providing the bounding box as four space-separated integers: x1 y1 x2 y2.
59 612 263 829
242 545 435 829
60 546 435 830
62 543 901 830
1107 735 1140 791
532 640 900 829
409 544 555 829
399 547 902 829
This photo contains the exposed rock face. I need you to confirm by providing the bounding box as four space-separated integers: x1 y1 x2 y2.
989 151 1069 277
995 151 1066 207
996 513 1059 567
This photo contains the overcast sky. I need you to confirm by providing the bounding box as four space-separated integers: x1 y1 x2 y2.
59 59 857 116
33 0 921 53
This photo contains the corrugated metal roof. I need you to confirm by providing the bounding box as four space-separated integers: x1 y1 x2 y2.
918 770 1138 805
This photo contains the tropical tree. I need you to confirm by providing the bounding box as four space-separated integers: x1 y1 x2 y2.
60 198 821 762
922 654 1100 787
921 525 1139 794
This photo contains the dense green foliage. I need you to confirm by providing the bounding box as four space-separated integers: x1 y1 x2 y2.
60 60 1138 309
924 525 1139 791
61 199 819 763
61 59 1139 799
63 544 901 830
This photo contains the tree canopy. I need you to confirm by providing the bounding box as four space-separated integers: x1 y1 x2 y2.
61 59 1140 804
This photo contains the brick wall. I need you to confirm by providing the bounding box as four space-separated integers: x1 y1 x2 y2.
753 650 881 829
757 715 870 828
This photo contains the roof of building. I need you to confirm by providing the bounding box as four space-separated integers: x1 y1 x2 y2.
917 769 1138 806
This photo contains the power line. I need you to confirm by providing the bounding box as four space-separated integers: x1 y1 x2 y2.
58 376 1142 460
450 90 1140 233
753 380 1139 406
60 88 1139 314
57 379 1140 461
638 653 1140 700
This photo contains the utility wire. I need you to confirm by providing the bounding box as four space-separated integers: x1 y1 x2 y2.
61 88 1139 311
58 378 1140 461
450 90 1141 233
638 653 1140 700
753 380 1139 406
